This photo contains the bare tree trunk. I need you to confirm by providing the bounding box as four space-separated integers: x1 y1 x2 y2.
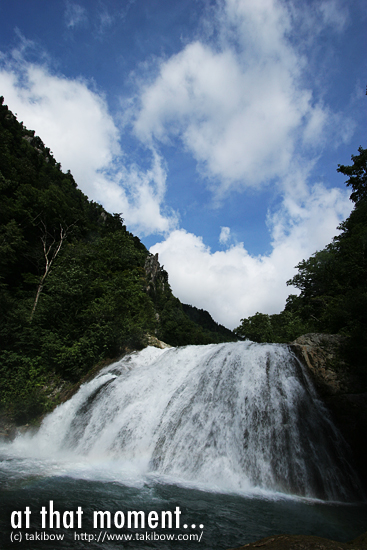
29 223 71 322
30 281 44 322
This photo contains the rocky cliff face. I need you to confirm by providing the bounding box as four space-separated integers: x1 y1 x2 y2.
290 333 350 395
290 334 367 492
144 253 166 293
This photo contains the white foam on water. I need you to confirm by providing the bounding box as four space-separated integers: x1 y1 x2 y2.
1 342 362 501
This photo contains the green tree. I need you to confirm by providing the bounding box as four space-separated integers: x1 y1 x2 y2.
235 312 274 343
337 146 367 204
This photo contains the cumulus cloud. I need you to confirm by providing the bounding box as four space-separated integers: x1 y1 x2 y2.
133 0 341 196
151 182 352 329
0 52 177 236
133 42 309 193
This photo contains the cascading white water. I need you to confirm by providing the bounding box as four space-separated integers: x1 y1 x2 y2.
10 342 361 501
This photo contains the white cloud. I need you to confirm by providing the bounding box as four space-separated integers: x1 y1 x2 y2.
151 184 352 329
113 151 179 235
302 102 329 146
0 61 119 186
318 0 349 32
133 0 337 196
134 42 310 193
0 54 177 236
64 3 88 29
219 226 231 245
97 10 114 33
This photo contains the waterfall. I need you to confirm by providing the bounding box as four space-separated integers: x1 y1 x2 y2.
12 342 361 501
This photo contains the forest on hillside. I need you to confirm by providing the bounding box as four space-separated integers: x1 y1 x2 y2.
235 146 367 379
0 97 235 423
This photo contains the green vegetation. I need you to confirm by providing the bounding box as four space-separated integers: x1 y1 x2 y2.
234 310 309 345
182 303 235 342
235 147 367 377
0 97 234 423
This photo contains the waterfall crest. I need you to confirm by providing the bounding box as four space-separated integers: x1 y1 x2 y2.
13 342 362 500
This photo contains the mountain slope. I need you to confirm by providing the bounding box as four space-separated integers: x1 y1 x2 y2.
0 96 235 423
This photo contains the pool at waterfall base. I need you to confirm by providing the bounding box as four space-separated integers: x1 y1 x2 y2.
0 342 366 549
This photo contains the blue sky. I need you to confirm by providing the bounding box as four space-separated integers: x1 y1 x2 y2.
0 0 366 328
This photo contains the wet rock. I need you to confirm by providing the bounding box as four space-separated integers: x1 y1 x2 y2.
144 334 172 349
229 530 367 550
290 333 367 492
289 334 349 396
